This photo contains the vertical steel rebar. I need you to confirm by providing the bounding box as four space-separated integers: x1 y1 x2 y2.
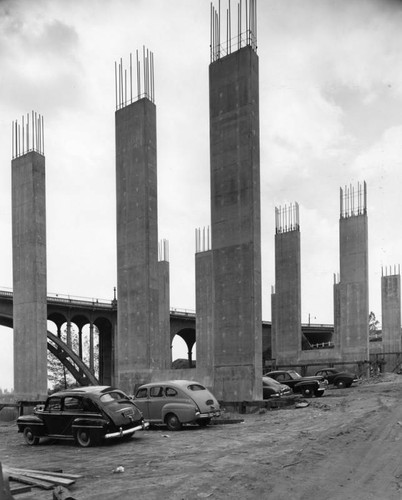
130 52 133 104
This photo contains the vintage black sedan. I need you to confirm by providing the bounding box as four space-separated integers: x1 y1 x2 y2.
264 370 327 398
17 386 149 447
315 368 357 388
262 376 292 399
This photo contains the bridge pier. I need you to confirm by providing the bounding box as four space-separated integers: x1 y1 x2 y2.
12 126 48 399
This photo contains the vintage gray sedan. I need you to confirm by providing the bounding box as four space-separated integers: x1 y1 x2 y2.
17 386 149 447
133 380 221 430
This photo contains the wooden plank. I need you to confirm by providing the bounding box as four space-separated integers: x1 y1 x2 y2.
6 468 82 480
7 473 53 490
8 471 75 487
9 483 32 495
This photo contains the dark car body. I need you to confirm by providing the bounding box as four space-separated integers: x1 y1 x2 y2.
262 376 293 399
133 380 220 430
315 368 357 388
264 370 327 398
17 386 148 447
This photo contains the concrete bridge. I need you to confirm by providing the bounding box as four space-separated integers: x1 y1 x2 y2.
0 289 200 386
0 288 337 388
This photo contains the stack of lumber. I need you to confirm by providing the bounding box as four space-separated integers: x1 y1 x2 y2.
1 463 82 499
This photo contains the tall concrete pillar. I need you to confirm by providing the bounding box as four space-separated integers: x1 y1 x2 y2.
274 203 301 365
271 288 277 362
338 182 369 362
12 114 47 399
333 277 341 350
209 37 262 400
115 51 159 392
195 227 213 371
381 270 401 354
158 246 171 370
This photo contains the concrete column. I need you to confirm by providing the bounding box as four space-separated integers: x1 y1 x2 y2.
274 229 301 365
66 320 72 348
270 290 277 362
339 213 369 361
195 249 213 371
89 322 94 373
157 259 171 370
333 280 341 350
12 151 47 399
381 273 401 354
116 98 158 392
209 46 262 401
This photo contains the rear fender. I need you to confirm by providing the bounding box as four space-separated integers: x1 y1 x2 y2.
17 415 45 435
161 403 197 424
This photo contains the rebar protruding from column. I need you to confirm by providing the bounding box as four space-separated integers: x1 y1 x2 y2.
12 112 44 159
382 264 401 277
210 0 257 62
275 202 300 234
115 47 155 110
195 226 211 253
340 181 367 219
158 239 169 262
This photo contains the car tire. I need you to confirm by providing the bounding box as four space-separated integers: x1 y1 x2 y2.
336 380 346 389
165 413 182 431
302 387 314 398
197 418 211 428
23 427 39 446
75 428 96 447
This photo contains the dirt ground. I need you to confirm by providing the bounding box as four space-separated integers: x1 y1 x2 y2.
1 373 402 500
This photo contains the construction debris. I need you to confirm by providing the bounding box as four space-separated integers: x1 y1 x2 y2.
1 462 82 498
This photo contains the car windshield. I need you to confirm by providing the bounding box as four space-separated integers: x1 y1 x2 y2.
288 370 302 379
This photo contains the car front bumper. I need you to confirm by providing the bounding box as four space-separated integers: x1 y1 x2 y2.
105 421 150 440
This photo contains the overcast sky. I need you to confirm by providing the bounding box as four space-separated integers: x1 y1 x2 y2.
1 0 402 390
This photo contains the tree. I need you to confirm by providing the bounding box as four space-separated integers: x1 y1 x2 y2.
369 311 380 339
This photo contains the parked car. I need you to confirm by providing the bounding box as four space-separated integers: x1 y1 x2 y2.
262 376 293 399
133 380 221 430
264 370 327 398
314 368 357 388
17 386 148 447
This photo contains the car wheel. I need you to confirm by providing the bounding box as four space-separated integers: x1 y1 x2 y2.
23 427 39 446
302 387 314 398
336 380 346 389
165 413 182 431
197 418 211 428
75 428 95 447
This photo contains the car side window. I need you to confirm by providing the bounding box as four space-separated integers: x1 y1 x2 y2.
150 386 164 398
165 387 177 397
63 397 83 411
135 388 148 399
46 397 62 412
276 374 285 382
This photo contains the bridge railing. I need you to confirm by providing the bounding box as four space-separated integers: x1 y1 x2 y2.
0 287 116 308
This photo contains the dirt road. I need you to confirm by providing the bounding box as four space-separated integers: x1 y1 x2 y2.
1 373 401 499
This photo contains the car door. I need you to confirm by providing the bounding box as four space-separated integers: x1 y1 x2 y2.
147 386 166 423
134 387 150 419
61 396 85 436
41 396 66 436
